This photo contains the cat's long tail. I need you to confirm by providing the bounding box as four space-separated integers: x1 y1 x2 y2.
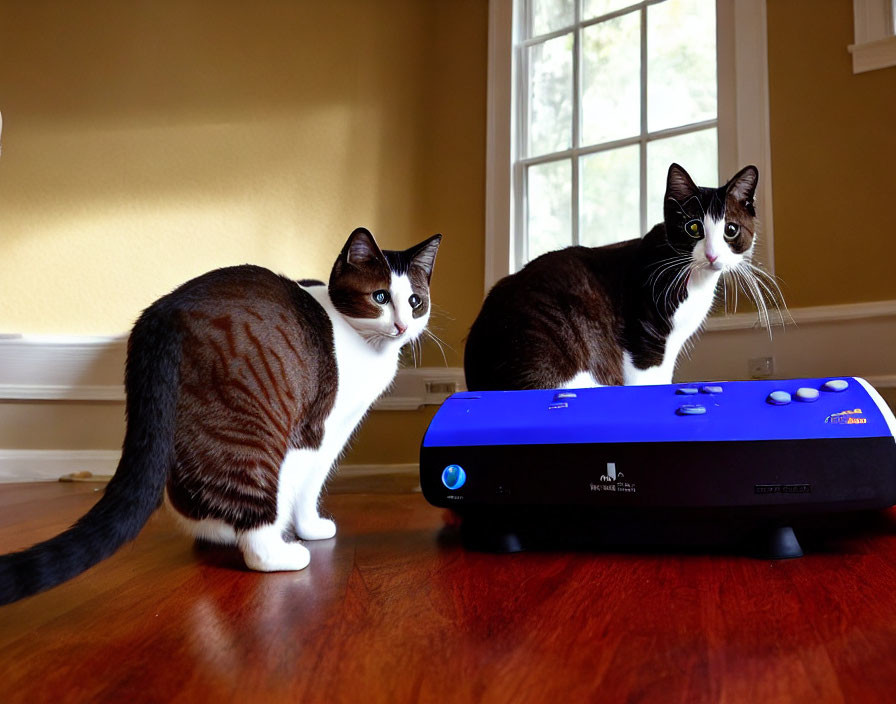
0 305 182 605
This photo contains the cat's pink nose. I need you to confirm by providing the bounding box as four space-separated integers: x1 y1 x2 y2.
395 322 408 335
706 252 718 263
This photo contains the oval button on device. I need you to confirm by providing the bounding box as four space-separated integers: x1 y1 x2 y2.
441 465 466 490
676 387 699 395
795 387 820 402
676 404 706 416
701 385 723 394
823 379 849 392
767 391 792 405
554 392 577 400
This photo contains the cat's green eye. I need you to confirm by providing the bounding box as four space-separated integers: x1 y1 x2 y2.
724 222 740 240
685 219 704 239
372 290 391 305
408 294 423 309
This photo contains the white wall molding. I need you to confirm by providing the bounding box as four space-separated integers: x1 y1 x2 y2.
484 0 515 294
0 334 128 401
0 335 466 409
0 384 127 402
705 299 896 332
2 301 895 402
2 304 895 483
679 301 896 384
849 0 896 73
373 367 467 411
718 0 775 273
849 35 896 73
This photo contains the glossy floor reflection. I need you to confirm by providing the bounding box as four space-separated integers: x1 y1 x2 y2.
2 482 896 703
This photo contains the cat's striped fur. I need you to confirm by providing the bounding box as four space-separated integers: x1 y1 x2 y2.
0 228 441 603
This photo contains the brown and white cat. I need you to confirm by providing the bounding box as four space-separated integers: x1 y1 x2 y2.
0 228 441 604
464 163 774 391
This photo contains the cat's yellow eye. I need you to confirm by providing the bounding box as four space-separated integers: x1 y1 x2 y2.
685 219 704 239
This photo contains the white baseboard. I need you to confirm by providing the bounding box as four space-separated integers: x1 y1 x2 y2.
0 450 121 483
335 462 419 479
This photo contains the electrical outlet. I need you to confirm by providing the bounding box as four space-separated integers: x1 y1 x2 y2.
425 381 458 396
748 356 774 379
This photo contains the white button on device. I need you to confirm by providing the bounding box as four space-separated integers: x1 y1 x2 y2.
823 379 849 392
701 385 723 394
676 404 706 415
768 391 792 405
795 387 820 402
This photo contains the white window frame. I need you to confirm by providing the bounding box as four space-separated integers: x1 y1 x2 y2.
848 0 896 73
484 0 775 292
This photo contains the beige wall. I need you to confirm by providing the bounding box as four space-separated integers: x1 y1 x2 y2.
767 0 896 307
0 0 486 350
0 0 488 465
2 1 894 469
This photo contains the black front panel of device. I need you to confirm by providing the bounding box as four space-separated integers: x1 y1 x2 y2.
420 437 896 514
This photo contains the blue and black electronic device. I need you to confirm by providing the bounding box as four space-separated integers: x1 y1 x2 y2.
419 378 896 557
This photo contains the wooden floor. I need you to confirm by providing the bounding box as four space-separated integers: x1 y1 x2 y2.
3 482 896 703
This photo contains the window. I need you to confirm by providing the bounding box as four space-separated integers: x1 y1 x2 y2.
849 0 896 73
485 0 774 289
523 0 718 263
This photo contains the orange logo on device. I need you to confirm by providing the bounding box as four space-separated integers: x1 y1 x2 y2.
826 408 867 425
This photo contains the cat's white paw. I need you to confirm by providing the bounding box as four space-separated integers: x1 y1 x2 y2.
295 517 337 541
239 526 311 572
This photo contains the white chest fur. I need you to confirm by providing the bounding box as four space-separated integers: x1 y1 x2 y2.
301 284 400 445
623 268 720 385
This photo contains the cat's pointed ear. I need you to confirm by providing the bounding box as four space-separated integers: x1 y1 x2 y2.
725 165 759 204
665 163 699 204
341 227 385 269
406 234 442 283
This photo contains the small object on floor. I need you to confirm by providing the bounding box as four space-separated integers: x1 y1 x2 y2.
59 471 112 483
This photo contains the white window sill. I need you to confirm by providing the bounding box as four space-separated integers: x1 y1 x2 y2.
848 35 896 73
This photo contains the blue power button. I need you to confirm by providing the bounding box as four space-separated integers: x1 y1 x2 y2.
441 464 467 490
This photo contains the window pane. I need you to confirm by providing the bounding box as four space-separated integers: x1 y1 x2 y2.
527 160 572 261
583 0 637 21
580 145 640 247
646 128 718 230
647 0 717 132
581 11 640 146
530 0 574 36
527 35 573 157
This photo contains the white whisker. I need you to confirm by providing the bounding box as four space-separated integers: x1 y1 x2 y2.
423 329 451 367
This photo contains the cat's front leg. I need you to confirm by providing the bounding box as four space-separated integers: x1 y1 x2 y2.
281 448 337 541
296 514 336 541
238 524 311 572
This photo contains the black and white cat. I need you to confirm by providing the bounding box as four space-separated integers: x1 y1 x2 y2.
464 163 776 391
0 228 441 604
